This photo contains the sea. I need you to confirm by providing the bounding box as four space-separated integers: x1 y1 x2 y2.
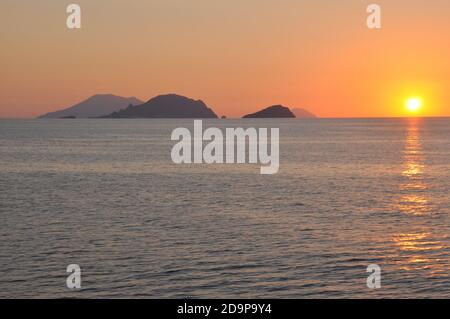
1 118 450 298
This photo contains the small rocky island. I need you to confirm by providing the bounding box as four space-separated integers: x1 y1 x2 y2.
103 94 218 118
242 105 296 118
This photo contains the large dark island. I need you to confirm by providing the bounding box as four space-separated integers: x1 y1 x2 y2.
103 94 218 118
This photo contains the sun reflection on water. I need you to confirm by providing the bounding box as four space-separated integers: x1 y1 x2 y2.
393 232 445 271
398 119 430 216
391 119 446 273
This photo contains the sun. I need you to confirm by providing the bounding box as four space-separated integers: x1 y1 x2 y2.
405 98 422 113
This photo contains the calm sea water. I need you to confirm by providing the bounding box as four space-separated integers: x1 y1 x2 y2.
1 118 450 298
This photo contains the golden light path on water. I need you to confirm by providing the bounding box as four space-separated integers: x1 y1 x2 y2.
393 119 446 273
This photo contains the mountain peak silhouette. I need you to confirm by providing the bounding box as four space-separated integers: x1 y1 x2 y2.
39 94 143 118
104 94 218 118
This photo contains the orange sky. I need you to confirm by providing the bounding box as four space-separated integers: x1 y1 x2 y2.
1 0 449 118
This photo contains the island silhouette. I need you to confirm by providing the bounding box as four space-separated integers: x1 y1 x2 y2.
243 105 296 118
39 94 143 118
102 94 218 118
38 93 316 119
291 108 317 119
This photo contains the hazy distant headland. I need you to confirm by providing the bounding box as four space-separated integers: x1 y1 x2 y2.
38 93 316 119
291 108 317 119
38 94 143 118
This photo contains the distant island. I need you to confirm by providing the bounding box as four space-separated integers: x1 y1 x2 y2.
291 108 317 118
38 94 143 119
243 105 296 118
102 94 218 118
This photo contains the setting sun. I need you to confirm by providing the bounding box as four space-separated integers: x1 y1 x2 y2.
406 98 422 113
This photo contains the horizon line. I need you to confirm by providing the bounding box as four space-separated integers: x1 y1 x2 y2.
2 116 450 120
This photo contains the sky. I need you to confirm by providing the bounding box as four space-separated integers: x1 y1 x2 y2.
1 0 449 118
